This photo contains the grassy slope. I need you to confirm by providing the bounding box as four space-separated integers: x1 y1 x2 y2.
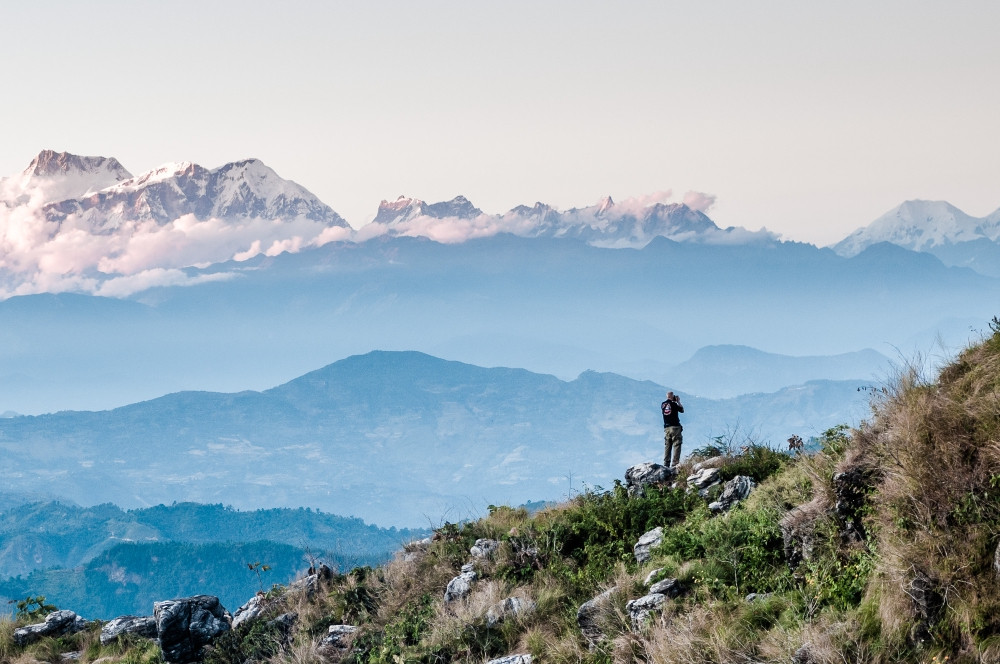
5 327 1000 663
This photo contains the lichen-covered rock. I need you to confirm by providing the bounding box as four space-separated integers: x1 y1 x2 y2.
154 595 231 663
708 475 756 513
14 610 88 646
625 462 675 495
577 588 617 647
471 538 500 558
625 593 666 631
485 597 537 628
100 615 158 645
634 527 663 564
444 567 477 602
320 624 358 649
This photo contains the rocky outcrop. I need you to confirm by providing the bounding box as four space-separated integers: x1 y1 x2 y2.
625 462 676 496
485 597 537 628
14 610 89 646
625 593 666 631
444 564 478 602
634 527 664 564
709 475 756 513
100 615 158 645
577 588 617 647
154 595 231 664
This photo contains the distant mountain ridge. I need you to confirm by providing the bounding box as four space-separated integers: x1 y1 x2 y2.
833 199 1000 276
667 345 890 398
0 350 873 526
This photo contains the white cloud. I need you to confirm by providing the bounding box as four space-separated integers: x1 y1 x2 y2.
683 190 717 212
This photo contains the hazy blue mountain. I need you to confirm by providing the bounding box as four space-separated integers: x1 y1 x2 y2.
666 345 891 398
0 351 872 527
0 234 994 416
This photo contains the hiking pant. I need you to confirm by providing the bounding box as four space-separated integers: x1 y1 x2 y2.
664 426 683 467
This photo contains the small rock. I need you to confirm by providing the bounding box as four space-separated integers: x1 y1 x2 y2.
625 593 666 630
649 577 682 598
686 467 721 490
60 651 82 661
486 655 532 664
634 527 664 564
320 624 358 649
471 538 500 558
692 456 725 472
485 597 537 628
745 592 772 603
444 568 477 602
793 643 815 664
100 615 158 645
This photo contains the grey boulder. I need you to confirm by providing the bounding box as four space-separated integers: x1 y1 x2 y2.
154 595 231 663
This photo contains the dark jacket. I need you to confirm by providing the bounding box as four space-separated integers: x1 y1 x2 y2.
661 398 684 428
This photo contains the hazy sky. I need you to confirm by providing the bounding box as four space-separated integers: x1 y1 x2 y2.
2 0 998 245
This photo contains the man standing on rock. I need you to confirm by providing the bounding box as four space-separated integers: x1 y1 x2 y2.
661 391 684 467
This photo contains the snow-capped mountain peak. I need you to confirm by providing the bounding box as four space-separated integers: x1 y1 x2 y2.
596 195 615 215
832 200 1000 257
3 150 133 204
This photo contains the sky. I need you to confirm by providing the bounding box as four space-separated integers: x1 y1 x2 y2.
2 0 998 246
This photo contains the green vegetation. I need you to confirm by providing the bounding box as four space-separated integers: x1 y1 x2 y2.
7 324 1000 662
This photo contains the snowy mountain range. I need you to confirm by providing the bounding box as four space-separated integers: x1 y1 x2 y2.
2 150 1000 296
3 149 348 229
368 192 763 248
